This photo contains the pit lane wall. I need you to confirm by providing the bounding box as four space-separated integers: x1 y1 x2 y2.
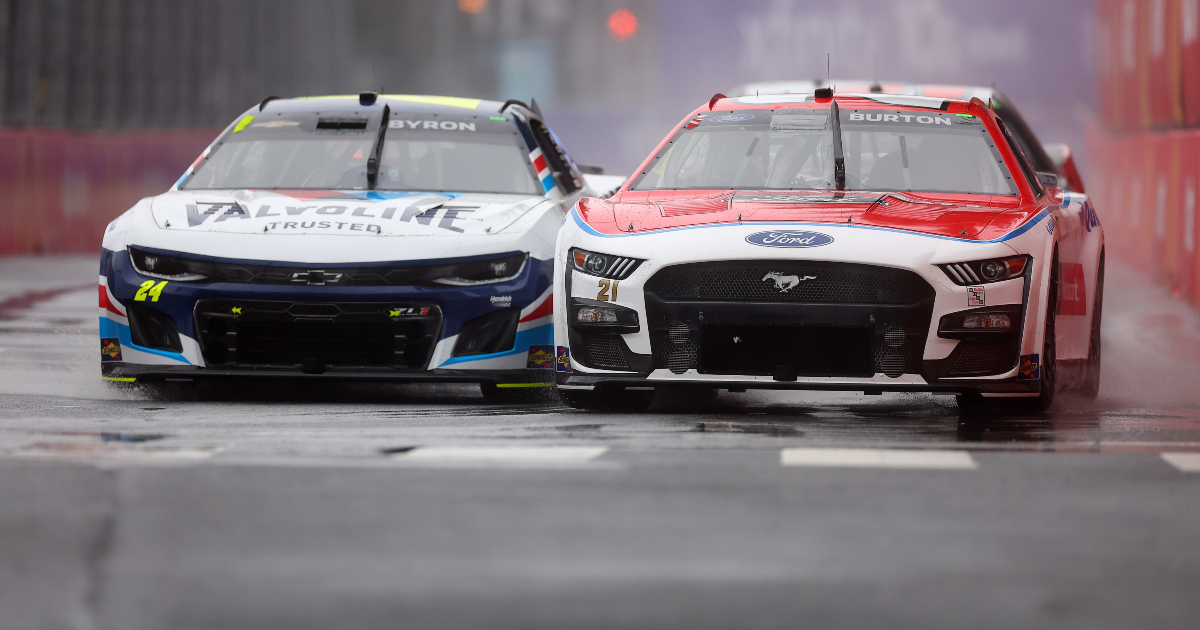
0 128 215 255
1088 0 1200 311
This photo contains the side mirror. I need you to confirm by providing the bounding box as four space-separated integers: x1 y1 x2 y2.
1041 143 1087 193
1044 185 1065 205
1036 171 1060 188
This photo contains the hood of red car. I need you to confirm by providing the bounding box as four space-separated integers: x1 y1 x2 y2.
578 189 1041 241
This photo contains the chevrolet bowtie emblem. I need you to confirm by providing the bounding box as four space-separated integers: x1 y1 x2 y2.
291 270 343 286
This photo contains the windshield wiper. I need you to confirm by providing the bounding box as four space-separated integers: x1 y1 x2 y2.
367 104 390 189
830 99 846 191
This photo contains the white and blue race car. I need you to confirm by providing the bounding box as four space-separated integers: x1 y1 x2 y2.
99 93 621 399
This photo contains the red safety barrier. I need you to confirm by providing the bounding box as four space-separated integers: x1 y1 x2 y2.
1183 0 1200 125
1166 127 1195 300
1087 123 1200 310
1126 0 1151 130
1148 0 1185 126
1096 0 1124 129
0 127 216 255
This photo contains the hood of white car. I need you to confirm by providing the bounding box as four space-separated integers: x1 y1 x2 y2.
150 189 547 237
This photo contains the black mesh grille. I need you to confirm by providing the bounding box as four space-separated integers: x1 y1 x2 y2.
238 321 394 366
645 261 934 305
195 300 441 370
660 323 699 374
948 339 1020 377
699 324 875 377
578 335 630 370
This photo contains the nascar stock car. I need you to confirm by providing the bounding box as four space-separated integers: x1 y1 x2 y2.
99 92 624 400
553 91 1104 413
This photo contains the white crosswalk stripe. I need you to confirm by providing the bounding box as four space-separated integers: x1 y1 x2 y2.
394 446 609 464
781 448 979 470
1161 453 1200 472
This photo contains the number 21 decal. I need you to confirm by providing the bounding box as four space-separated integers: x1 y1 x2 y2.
597 279 619 301
134 280 168 302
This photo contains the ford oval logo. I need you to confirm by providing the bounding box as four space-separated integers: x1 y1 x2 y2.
745 230 834 248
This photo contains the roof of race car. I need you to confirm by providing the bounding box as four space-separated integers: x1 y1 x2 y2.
255 94 514 117
729 80 1000 103
726 92 955 110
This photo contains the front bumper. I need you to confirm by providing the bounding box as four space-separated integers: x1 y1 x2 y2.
553 230 1040 396
100 248 554 382
101 363 541 384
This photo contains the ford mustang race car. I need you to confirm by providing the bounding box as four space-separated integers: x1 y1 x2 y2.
100 92 621 400
553 91 1104 413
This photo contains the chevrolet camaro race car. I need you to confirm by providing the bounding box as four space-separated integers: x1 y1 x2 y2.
99 92 621 399
553 91 1104 413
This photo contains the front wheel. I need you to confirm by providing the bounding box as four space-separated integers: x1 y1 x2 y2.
1076 252 1104 400
958 250 1059 416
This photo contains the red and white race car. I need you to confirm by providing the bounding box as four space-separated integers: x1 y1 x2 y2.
552 91 1104 413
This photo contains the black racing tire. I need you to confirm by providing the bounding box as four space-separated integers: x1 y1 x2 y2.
480 383 554 404
557 387 655 412
1077 251 1104 400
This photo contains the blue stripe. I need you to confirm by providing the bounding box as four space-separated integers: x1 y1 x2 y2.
540 174 556 193
570 206 1050 244
99 318 193 365
438 323 551 367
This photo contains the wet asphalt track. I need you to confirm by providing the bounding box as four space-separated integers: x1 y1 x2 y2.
2 256 1200 630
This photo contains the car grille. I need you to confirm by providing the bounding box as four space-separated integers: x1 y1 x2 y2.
576 334 630 370
194 300 441 370
644 261 935 379
948 339 1020 377
698 324 875 377
645 261 934 305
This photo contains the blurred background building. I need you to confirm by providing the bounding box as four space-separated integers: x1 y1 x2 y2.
5 0 1158 282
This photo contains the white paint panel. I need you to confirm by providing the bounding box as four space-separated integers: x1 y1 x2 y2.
780 448 978 470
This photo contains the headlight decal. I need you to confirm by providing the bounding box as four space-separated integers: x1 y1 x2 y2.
939 255 1029 286
569 247 644 279
129 247 213 282
125 248 531 287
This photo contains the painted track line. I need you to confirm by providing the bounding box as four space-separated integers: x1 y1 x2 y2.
393 446 609 466
781 448 979 470
1161 453 1200 472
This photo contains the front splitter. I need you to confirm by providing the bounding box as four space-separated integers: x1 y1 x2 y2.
556 372 1040 395
102 363 550 385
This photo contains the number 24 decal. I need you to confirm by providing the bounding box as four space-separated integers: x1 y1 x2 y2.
597 279 618 301
134 280 168 302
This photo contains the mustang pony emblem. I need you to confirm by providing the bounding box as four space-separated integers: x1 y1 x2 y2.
762 271 816 292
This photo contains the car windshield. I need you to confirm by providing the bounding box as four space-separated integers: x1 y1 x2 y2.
183 112 540 195
631 107 1017 196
